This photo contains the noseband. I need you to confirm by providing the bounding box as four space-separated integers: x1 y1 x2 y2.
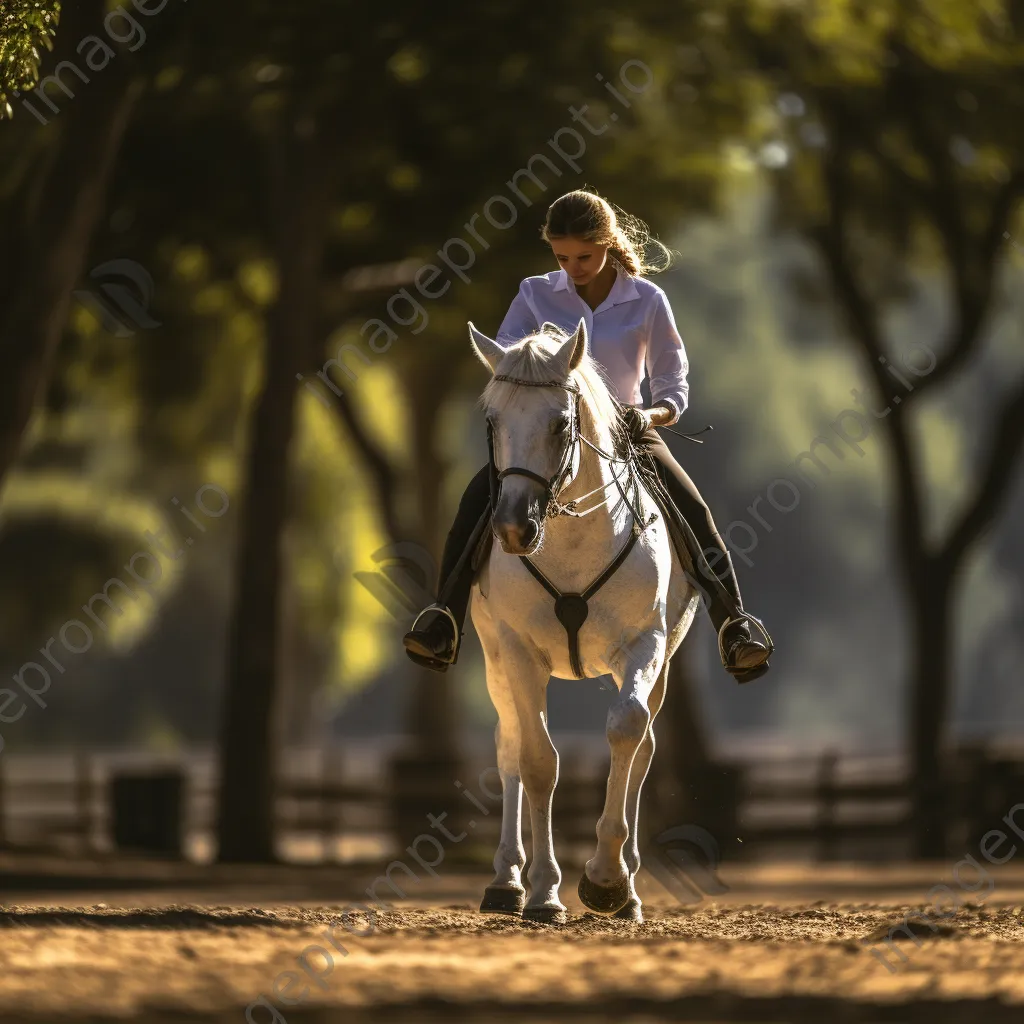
487 374 582 520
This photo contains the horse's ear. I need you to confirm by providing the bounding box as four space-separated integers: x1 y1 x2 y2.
568 317 587 370
468 322 504 374
540 321 565 338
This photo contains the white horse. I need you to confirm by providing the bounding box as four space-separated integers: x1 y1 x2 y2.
467 317 700 923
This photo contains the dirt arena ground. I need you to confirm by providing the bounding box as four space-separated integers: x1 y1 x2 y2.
2 860 1024 1023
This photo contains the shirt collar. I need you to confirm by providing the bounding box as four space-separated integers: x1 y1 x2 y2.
554 264 641 305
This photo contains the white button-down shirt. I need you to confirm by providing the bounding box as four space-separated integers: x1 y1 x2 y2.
495 266 689 424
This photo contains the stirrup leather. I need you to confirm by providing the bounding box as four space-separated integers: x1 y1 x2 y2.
717 612 774 680
405 603 460 669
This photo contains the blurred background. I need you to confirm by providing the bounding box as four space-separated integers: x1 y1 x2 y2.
0 0 1022 877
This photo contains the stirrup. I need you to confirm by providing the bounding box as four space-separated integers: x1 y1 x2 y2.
717 612 774 683
404 603 460 672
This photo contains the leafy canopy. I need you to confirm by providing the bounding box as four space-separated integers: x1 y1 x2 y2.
0 0 60 118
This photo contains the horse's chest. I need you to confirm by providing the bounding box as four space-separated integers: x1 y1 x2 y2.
480 539 668 641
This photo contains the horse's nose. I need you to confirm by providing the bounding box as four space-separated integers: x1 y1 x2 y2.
494 515 540 554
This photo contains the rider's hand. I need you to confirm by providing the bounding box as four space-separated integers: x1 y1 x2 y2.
644 403 676 427
621 406 651 444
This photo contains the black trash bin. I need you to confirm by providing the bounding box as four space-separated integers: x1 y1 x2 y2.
109 771 185 857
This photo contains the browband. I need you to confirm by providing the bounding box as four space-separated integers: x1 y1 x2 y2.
492 374 580 393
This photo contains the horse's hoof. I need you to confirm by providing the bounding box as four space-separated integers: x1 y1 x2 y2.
577 872 630 914
523 905 568 924
479 885 526 916
612 897 643 923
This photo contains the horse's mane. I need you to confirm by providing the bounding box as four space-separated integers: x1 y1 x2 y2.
482 327 624 452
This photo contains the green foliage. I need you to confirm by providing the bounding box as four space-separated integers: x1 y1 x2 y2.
0 0 60 118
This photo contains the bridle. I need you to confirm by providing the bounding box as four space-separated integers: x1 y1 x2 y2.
487 373 638 521
487 374 582 520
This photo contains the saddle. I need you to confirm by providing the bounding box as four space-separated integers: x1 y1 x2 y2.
625 437 699 582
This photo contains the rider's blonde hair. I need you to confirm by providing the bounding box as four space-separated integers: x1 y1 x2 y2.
541 190 671 277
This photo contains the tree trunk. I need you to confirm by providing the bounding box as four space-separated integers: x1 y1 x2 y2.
388 356 465 845
403 356 459 760
0 27 138 488
215 128 325 863
907 563 954 859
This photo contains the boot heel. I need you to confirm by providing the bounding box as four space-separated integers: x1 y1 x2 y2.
403 604 460 670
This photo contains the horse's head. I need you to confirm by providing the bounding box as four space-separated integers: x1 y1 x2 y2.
469 319 588 555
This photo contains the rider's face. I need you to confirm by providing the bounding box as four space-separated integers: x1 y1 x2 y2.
550 236 610 287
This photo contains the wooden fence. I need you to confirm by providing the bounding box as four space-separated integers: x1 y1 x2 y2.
0 743 1020 863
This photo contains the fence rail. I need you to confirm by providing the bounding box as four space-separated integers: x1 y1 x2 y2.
0 743 1020 863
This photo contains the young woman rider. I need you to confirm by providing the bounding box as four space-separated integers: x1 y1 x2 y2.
402 190 771 683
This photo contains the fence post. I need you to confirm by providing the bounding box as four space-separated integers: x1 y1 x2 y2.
815 751 838 862
0 750 6 849
75 749 93 855
321 746 345 863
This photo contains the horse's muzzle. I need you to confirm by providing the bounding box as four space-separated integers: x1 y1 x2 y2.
492 514 542 555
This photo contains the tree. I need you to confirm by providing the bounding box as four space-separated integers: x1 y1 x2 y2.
215 114 330 862
0 0 142 492
680 0 1024 855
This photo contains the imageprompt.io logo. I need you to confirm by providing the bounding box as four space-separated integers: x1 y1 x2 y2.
353 542 437 622
74 259 161 337
646 824 731 905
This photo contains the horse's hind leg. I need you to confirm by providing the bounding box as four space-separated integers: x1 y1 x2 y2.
614 657 670 923
579 642 664 916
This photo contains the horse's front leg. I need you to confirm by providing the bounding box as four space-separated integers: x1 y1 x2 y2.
579 631 665 916
483 626 565 925
479 647 528 917
498 634 565 923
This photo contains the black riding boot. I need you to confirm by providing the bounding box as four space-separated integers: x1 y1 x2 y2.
403 465 491 673
700 550 771 684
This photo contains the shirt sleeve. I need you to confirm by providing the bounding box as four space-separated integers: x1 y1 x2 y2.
496 281 539 346
645 289 689 425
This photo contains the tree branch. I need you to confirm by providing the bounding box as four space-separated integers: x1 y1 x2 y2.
827 69 1024 393
813 105 927 558
329 383 403 547
942 373 1024 573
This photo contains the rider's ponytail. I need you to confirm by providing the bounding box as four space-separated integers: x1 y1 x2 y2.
541 190 672 277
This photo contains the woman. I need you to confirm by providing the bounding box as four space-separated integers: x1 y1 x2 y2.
403 190 771 683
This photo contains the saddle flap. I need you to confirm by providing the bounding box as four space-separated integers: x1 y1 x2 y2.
632 451 696 580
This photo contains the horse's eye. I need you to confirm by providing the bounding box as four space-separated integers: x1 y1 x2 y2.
552 415 570 434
